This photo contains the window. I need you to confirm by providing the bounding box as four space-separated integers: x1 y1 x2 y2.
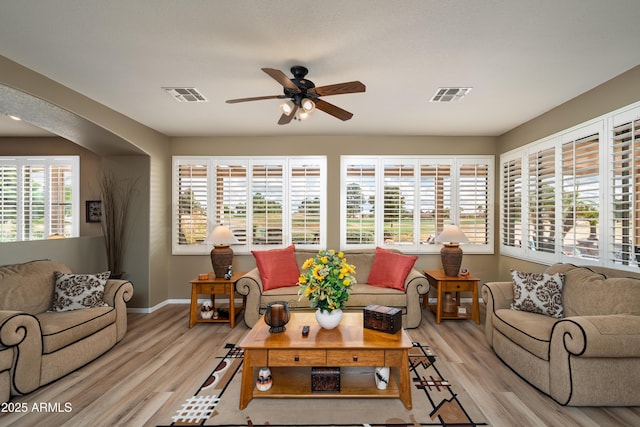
500 100 640 272
611 108 640 268
0 156 79 242
528 144 556 255
501 156 522 251
172 156 326 254
341 156 494 253
561 129 600 260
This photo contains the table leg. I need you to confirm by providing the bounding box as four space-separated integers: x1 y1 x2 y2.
398 349 412 409
435 282 442 324
229 289 236 328
189 285 198 328
472 282 480 324
239 349 254 409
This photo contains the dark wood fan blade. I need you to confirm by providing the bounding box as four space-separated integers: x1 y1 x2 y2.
314 99 353 121
312 81 366 97
278 105 298 125
226 95 284 104
262 68 300 92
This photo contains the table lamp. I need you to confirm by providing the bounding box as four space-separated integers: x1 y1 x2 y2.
435 224 469 277
204 225 240 278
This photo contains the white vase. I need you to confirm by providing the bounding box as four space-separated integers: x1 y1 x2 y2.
256 367 272 391
315 308 343 330
374 366 390 390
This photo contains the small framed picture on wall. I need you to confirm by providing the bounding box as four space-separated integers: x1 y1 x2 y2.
86 200 102 223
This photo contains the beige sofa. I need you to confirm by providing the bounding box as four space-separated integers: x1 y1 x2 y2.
236 249 430 329
0 260 133 402
482 263 640 406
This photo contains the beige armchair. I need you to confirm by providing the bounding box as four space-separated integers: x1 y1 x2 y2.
0 260 133 402
482 263 640 406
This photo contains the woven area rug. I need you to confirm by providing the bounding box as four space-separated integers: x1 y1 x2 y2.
164 342 486 427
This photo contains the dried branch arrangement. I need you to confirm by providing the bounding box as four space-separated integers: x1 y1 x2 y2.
99 172 139 278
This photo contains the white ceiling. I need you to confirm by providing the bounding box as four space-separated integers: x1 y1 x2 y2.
1 0 640 138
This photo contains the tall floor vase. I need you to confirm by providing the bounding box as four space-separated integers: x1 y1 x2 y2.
315 308 343 330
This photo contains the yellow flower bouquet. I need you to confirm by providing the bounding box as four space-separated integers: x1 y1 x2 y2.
298 249 357 312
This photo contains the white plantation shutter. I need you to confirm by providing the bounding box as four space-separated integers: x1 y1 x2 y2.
0 163 18 241
0 156 78 242
22 164 45 240
173 156 325 254
383 163 415 245
175 160 209 248
290 160 324 247
342 156 493 253
343 160 377 246
501 157 521 249
49 165 73 236
528 146 556 253
611 112 640 268
500 100 640 271
214 161 248 244
420 162 451 244
252 162 284 245
562 130 600 261
458 161 490 246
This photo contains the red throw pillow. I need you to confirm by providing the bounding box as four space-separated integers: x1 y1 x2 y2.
367 247 418 291
252 245 300 291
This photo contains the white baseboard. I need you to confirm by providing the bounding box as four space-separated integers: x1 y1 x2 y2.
425 297 481 305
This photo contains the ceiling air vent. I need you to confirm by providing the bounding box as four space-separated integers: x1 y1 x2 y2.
163 87 208 102
430 87 472 102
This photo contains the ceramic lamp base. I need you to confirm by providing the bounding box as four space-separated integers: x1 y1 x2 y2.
210 244 233 278
440 243 463 277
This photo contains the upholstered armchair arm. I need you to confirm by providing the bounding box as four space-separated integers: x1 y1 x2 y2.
481 281 513 346
549 314 640 405
404 269 430 328
0 311 42 395
235 268 264 327
103 279 134 341
551 315 640 359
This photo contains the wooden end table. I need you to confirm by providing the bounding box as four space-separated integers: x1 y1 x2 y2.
422 269 480 324
238 312 413 410
189 272 246 328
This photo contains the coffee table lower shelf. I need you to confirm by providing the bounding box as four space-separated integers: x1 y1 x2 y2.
250 366 401 399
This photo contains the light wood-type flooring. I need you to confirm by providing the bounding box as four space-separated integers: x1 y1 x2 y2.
1 303 638 427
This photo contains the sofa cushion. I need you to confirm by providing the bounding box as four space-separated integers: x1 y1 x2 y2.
0 260 72 314
367 247 418 291
36 306 116 354
252 245 300 291
510 270 564 318
50 271 111 312
493 308 557 360
545 263 640 317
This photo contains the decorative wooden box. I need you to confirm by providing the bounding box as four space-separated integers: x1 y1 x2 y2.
363 304 402 334
311 367 340 392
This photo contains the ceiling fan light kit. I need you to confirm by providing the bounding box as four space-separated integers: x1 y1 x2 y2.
226 66 365 125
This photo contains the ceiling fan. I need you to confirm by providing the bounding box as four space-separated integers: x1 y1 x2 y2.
226 66 366 125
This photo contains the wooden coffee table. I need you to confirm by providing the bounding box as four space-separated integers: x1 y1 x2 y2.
238 312 413 409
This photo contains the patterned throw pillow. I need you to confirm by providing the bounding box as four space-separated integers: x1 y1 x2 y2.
50 271 111 312
510 270 565 318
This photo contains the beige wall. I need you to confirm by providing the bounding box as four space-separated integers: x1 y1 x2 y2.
0 56 170 309
167 135 500 299
497 65 640 275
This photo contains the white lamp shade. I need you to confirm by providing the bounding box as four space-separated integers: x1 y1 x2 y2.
204 225 239 245
435 224 469 244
